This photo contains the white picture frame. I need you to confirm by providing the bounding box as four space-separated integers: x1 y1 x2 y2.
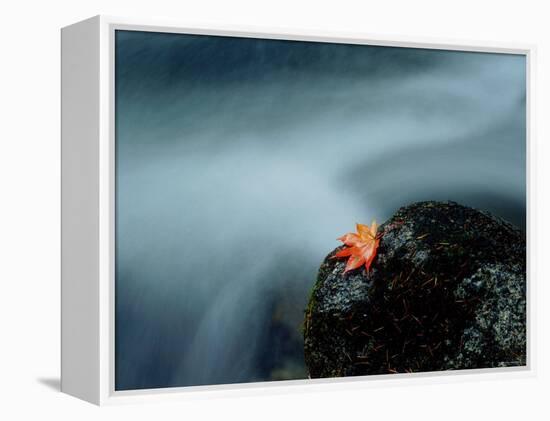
61 15 536 405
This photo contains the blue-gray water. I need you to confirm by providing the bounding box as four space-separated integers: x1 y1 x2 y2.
114 30 526 390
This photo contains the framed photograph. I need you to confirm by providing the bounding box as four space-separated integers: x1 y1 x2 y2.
61 15 534 405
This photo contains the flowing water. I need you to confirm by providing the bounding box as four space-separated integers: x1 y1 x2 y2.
114 31 526 389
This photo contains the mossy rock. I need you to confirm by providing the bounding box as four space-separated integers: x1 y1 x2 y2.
304 201 526 378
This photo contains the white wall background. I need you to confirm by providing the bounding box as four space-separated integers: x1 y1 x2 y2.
0 0 548 419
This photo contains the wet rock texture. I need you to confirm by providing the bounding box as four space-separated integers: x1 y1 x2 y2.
304 201 526 378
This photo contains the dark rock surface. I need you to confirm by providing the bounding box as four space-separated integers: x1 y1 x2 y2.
304 201 526 378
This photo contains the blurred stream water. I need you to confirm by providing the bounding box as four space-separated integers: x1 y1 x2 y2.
114 31 526 389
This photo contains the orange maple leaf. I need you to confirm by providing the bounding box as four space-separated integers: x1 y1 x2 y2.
333 221 380 273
